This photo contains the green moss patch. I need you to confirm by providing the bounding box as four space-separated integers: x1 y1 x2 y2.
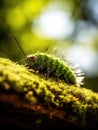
0 57 98 124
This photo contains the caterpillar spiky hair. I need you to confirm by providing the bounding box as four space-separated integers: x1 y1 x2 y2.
15 38 84 87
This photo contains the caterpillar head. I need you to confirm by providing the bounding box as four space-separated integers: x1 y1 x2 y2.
26 55 36 65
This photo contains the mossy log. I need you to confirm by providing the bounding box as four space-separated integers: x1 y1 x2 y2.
0 57 98 130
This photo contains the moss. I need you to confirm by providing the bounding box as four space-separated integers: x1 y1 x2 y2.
0 57 98 125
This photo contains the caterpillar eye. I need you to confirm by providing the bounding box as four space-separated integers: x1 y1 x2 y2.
29 56 35 62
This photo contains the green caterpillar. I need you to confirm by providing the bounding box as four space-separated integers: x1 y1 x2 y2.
15 38 84 87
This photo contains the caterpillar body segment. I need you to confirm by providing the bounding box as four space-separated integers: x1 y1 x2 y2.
26 53 84 87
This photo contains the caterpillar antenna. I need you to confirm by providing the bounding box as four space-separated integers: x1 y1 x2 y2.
14 37 27 59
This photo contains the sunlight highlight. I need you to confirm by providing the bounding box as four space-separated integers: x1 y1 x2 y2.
34 10 74 39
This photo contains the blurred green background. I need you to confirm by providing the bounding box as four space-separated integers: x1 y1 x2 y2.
0 0 98 91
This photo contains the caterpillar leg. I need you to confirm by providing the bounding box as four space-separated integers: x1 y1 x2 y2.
44 67 51 79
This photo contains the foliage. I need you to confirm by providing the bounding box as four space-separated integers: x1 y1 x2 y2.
0 0 54 60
